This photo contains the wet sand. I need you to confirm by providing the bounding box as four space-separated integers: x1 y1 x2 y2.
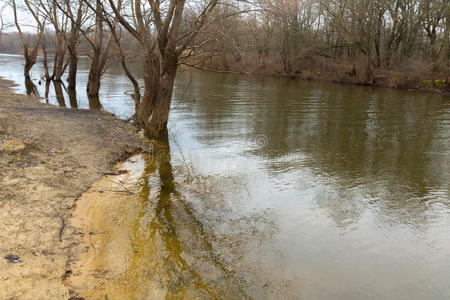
0 78 143 299
68 154 246 299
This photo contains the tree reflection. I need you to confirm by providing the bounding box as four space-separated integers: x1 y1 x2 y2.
120 137 244 298
44 80 50 102
67 89 78 108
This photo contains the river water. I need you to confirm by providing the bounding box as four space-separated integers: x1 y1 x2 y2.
1 53 449 299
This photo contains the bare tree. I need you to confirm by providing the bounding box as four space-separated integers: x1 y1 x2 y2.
61 0 86 90
26 0 69 81
12 0 42 79
79 0 114 100
102 0 220 139
420 0 449 72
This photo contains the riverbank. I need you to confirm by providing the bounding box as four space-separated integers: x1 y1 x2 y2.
0 78 143 299
190 55 450 95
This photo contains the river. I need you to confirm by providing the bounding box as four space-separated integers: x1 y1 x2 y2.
0 53 449 299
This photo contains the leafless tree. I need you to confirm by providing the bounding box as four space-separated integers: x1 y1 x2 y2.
12 0 42 79
102 0 220 139
75 0 114 100
420 0 449 72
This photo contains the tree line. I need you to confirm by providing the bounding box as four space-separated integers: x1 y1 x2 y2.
192 0 449 84
0 0 449 139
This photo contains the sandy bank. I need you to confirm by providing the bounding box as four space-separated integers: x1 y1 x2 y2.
0 78 143 299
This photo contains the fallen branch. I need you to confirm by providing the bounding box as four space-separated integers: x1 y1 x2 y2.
103 170 128 176
103 178 134 194
53 208 66 242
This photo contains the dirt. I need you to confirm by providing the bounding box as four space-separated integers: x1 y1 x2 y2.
0 78 144 299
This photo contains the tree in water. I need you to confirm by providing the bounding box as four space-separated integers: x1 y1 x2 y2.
12 0 42 79
102 0 220 140
53 81 66 107
25 77 39 96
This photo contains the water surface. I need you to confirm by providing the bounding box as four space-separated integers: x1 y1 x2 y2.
1 53 449 299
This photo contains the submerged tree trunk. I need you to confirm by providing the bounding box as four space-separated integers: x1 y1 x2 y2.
147 65 178 139
86 0 111 100
88 95 102 109
53 81 66 107
106 0 219 140
25 77 38 96
12 0 40 80
134 54 178 140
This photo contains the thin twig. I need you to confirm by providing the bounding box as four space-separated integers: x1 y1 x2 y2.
103 178 135 194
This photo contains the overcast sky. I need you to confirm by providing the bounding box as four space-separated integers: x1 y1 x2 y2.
2 2 37 33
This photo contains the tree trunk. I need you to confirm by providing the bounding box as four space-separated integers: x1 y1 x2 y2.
42 37 50 81
23 45 38 79
88 95 102 109
25 77 38 96
365 55 375 84
136 54 178 140
86 72 101 98
374 38 381 68
385 45 392 67
53 47 67 81
429 30 444 73
87 50 101 98
67 50 78 90
53 81 66 107
24 59 33 79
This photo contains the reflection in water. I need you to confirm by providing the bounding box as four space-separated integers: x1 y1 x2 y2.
1 54 449 299
44 80 50 100
70 140 251 298
169 72 450 299
24 77 39 96
127 140 246 298
88 95 102 109
173 72 449 228
67 89 78 108
53 81 66 107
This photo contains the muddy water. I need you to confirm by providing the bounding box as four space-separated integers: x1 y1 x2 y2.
1 53 450 299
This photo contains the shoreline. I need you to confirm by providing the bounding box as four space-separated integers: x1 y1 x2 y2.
1 52 448 98
0 77 144 299
181 62 450 96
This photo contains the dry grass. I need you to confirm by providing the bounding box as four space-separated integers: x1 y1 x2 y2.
0 139 26 153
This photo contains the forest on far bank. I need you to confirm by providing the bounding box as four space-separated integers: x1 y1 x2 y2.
1 0 449 92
